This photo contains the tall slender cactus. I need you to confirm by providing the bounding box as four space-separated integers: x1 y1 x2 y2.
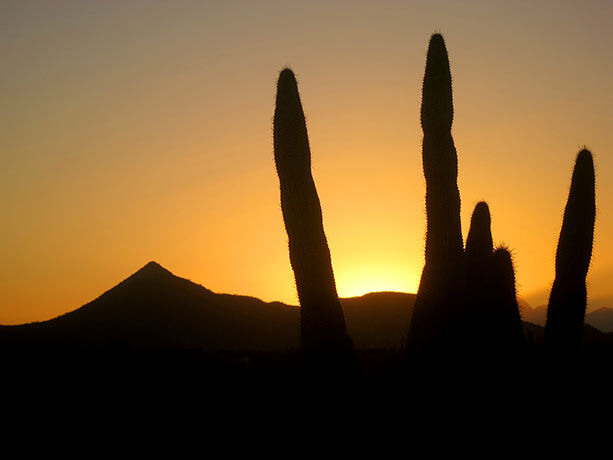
408 34 464 348
273 68 352 355
545 149 596 350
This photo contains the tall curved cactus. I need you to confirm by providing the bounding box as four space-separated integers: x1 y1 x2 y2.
408 34 464 348
273 68 352 355
545 149 596 350
408 34 524 351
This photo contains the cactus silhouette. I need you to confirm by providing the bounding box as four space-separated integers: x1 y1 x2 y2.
463 203 494 345
408 35 524 351
464 205 524 350
488 247 524 349
465 202 493 259
408 34 463 348
545 149 596 350
273 68 352 356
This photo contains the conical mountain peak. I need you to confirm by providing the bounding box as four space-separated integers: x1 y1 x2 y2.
134 261 172 276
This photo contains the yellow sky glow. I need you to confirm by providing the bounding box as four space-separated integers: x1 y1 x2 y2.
1 1 611 324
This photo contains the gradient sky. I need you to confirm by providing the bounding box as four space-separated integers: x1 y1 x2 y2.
1 0 611 324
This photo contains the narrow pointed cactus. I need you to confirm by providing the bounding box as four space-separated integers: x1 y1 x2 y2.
489 247 525 350
273 68 352 355
420 34 463 262
465 202 493 260
463 202 494 346
545 149 596 350
409 33 463 348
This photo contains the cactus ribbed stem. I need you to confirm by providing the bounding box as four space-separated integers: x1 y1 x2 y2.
545 149 596 350
489 248 525 349
273 68 351 354
409 34 463 348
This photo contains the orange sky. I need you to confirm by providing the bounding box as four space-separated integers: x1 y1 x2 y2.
2 1 611 324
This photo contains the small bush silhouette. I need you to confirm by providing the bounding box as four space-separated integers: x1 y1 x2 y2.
545 149 596 351
273 68 353 357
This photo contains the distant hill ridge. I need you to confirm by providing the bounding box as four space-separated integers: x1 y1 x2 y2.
0 262 415 351
520 303 613 333
0 262 610 351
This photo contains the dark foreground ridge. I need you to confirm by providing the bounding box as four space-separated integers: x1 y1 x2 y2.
0 262 418 351
1 262 612 379
0 261 299 352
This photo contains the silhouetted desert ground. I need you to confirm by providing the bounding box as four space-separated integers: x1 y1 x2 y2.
2 262 611 381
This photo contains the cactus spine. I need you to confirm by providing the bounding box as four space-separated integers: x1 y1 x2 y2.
273 68 352 355
545 149 596 350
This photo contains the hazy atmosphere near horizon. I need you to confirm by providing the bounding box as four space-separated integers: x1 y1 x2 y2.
2 0 611 324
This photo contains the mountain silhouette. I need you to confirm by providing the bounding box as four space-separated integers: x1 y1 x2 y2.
0 262 414 352
585 308 613 333
1 262 610 353
520 304 548 326
0 262 299 351
521 320 611 349
520 303 613 333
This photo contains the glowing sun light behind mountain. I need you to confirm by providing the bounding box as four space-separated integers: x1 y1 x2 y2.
1 1 611 324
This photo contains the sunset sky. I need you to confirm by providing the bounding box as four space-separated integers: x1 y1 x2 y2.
2 0 611 324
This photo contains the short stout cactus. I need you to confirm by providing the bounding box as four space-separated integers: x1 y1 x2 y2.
488 247 524 349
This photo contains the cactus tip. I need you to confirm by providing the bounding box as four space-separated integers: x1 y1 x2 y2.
576 148 594 170
473 201 490 220
278 67 296 84
492 246 517 289
427 33 448 56
465 201 493 257
421 32 453 131
493 246 513 263
430 33 445 44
